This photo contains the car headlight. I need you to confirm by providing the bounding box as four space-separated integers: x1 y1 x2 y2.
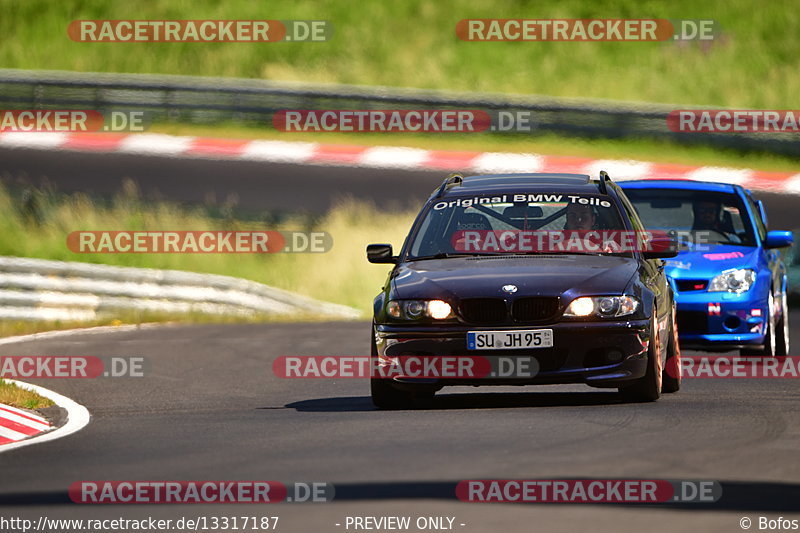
708 268 756 293
387 300 455 320
564 296 640 318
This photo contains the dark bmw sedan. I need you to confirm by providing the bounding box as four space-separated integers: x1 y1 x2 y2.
367 172 680 408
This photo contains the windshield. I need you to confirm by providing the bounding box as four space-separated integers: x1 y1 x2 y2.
623 188 756 247
407 193 632 259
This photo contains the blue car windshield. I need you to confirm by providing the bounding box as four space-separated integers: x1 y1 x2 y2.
624 188 756 247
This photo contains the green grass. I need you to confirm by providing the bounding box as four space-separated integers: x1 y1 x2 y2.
0 380 54 409
0 182 413 317
1 0 799 108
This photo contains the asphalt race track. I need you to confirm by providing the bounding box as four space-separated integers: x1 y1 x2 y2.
1 147 799 532
1 146 799 230
0 315 799 532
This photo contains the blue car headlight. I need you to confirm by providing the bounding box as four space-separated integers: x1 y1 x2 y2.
708 268 756 294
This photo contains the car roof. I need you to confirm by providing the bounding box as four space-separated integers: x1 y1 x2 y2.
618 179 744 194
435 173 608 197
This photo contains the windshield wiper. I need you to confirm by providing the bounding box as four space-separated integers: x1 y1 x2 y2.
713 240 749 246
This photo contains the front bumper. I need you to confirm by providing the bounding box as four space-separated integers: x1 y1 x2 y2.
674 290 768 350
373 320 651 389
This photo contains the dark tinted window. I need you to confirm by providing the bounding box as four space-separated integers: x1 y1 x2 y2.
408 193 628 258
624 188 756 247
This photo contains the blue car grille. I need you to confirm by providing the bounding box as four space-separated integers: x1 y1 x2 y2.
675 279 708 292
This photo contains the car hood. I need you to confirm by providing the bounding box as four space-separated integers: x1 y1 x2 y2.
664 244 758 279
392 255 639 300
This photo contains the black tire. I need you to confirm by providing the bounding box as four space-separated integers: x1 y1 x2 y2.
661 306 681 394
369 324 432 409
619 316 662 403
371 378 416 410
741 291 777 357
775 287 790 357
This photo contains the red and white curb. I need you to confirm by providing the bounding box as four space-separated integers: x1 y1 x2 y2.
0 402 50 444
1 131 798 195
0 380 90 453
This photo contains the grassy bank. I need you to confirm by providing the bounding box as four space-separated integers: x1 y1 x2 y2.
1 0 798 108
0 182 414 316
0 380 54 409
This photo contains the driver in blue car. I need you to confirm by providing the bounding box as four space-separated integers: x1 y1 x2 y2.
692 200 741 244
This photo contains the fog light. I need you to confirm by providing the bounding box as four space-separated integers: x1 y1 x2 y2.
606 349 624 363
723 316 741 332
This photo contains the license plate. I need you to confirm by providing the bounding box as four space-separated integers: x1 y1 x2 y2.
467 329 553 350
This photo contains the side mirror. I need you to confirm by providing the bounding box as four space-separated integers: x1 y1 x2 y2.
764 231 794 249
367 243 396 264
643 235 679 259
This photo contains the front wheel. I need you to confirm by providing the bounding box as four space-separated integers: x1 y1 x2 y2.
369 325 433 409
371 378 416 410
775 288 790 357
619 316 662 403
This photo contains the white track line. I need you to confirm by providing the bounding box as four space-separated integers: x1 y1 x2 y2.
0 132 796 193
0 402 49 423
0 322 167 346
0 425 29 441
0 407 50 430
117 134 194 155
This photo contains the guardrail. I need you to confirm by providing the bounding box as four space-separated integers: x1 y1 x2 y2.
0 256 360 321
0 68 798 156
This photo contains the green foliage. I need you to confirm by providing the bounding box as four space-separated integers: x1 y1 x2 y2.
0 0 797 106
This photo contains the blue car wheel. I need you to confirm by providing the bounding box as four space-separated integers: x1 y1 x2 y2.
776 289 790 356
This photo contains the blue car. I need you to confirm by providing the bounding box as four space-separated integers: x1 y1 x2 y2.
620 180 793 355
